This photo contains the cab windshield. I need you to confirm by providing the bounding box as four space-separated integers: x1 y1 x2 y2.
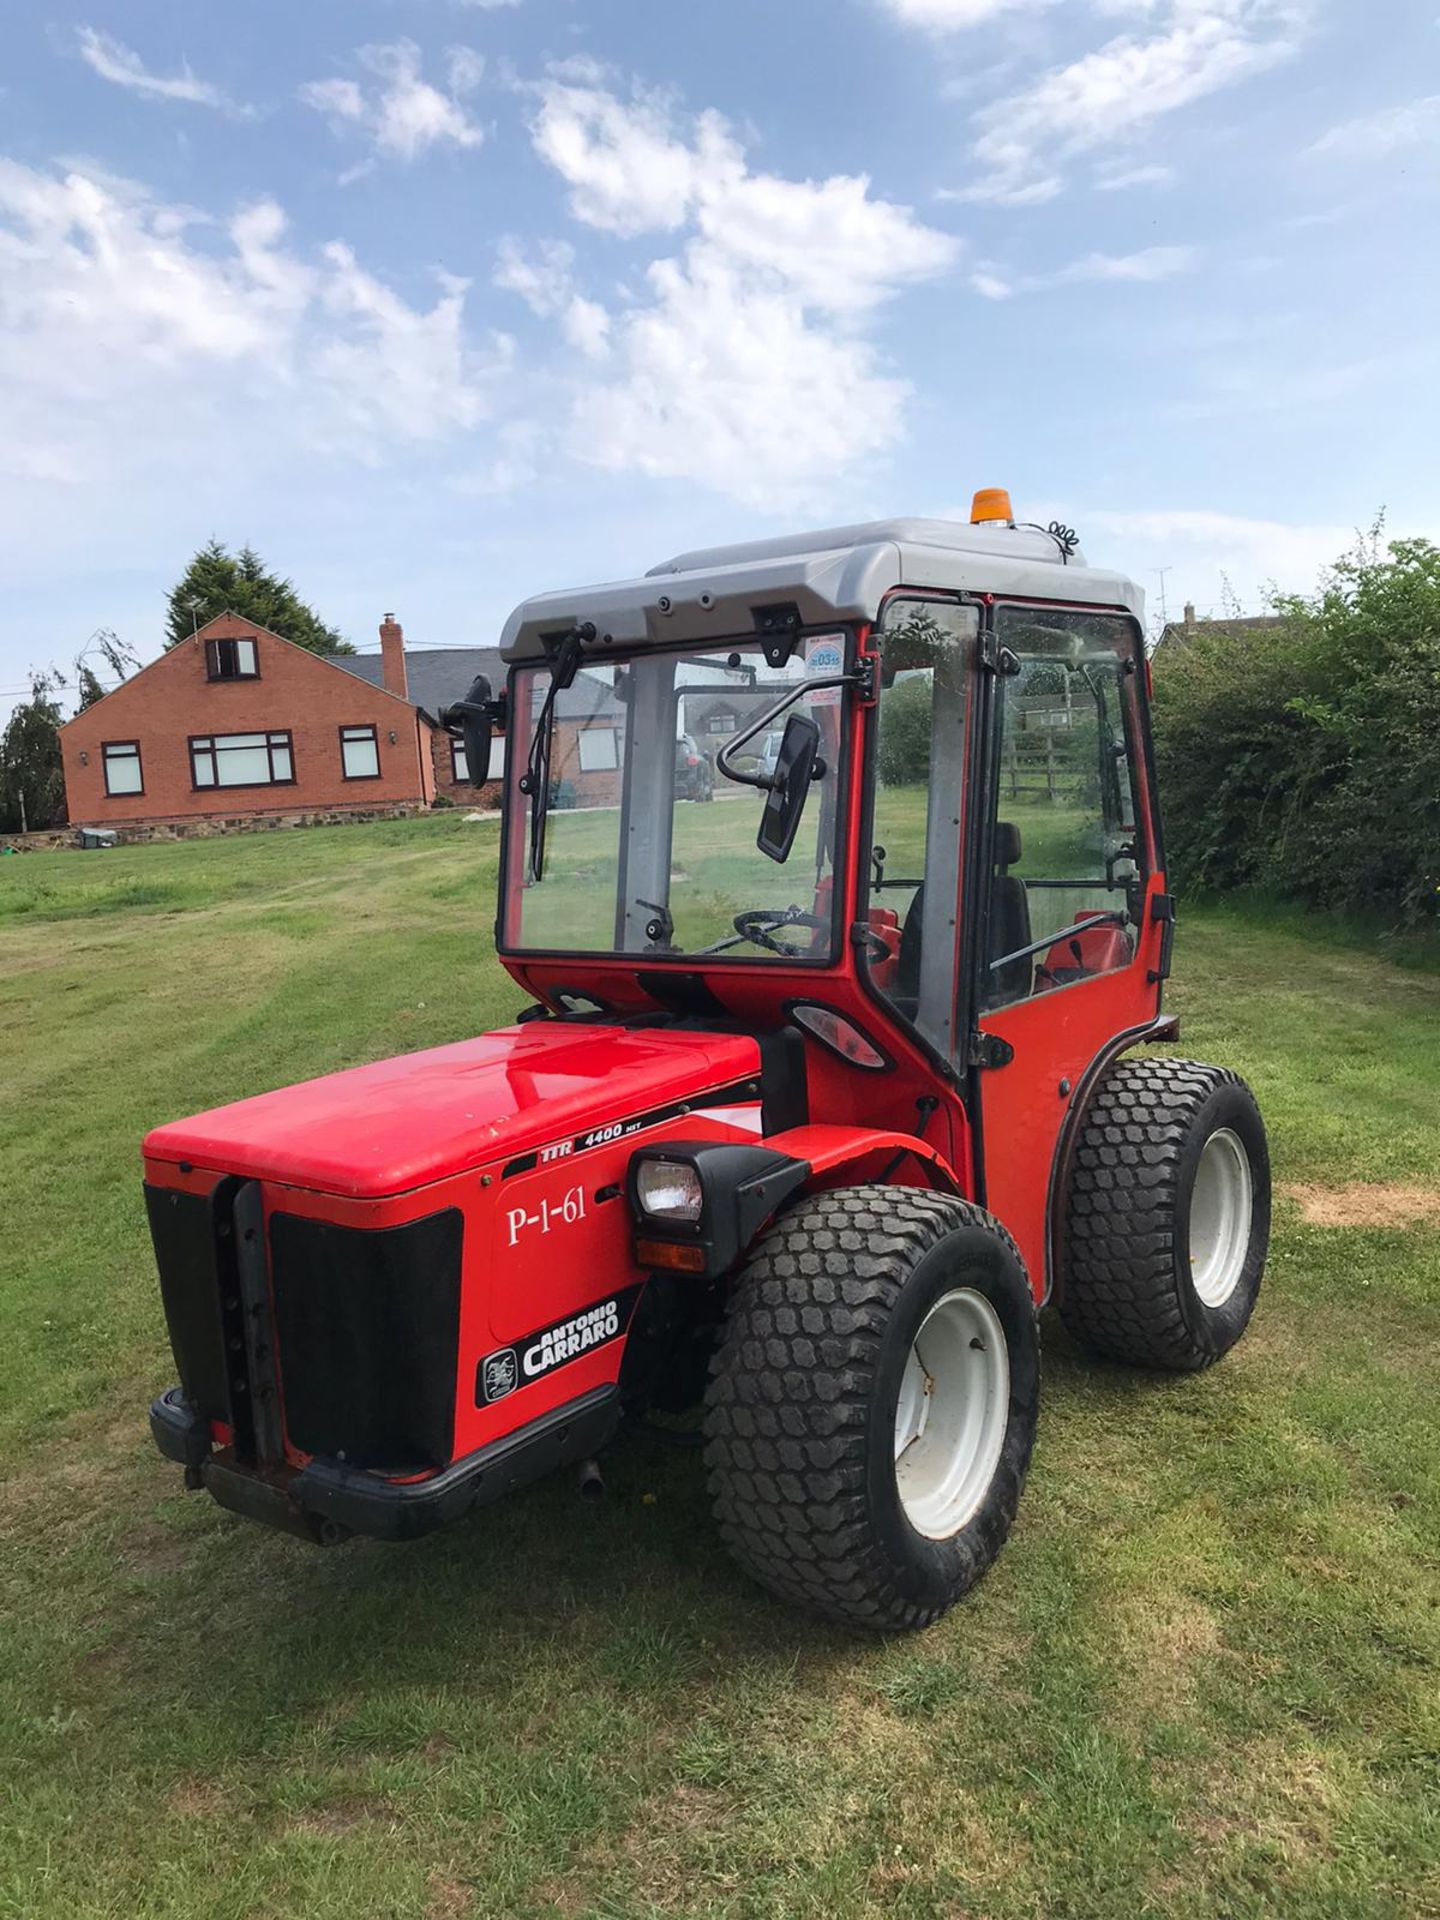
504 635 847 961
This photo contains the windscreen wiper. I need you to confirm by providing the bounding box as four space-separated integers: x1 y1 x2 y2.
518 624 591 882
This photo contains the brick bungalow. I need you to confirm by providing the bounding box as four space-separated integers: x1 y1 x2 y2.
58 611 629 837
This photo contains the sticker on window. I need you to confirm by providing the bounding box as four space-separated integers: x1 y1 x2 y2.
805 634 845 707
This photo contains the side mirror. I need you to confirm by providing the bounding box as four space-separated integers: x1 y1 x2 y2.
756 712 821 865
440 674 494 786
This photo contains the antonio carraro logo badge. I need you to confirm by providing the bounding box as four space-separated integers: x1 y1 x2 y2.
476 1286 642 1406
481 1348 519 1403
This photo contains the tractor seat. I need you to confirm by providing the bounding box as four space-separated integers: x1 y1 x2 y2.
895 820 1032 1014
988 821 1032 1006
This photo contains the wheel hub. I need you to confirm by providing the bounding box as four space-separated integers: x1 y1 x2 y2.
1189 1126 1253 1308
894 1287 1010 1540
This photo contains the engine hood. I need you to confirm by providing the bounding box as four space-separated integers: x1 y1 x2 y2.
143 1023 762 1200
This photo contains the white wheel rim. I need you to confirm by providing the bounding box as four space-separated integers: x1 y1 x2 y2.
894 1287 1010 1540
1189 1127 1253 1309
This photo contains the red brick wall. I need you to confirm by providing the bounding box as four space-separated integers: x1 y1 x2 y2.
61 615 436 826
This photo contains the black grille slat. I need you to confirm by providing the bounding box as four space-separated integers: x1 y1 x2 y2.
269 1210 464 1472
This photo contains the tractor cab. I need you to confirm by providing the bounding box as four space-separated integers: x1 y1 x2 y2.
145 494 1269 1632
475 497 1168 1293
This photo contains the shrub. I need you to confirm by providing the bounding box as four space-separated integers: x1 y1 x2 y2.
878 676 933 786
1152 532 1440 927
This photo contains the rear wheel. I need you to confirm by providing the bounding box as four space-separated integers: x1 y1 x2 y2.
1061 1058 1270 1370
703 1187 1039 1632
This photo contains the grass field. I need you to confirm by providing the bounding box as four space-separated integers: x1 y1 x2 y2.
1 814 1438 1920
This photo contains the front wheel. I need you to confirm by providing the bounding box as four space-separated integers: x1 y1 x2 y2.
703 1187 1039 1632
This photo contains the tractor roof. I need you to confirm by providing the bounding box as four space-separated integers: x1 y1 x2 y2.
500 515 1144 663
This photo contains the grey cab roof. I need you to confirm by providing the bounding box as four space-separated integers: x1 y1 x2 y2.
499 515 1144 663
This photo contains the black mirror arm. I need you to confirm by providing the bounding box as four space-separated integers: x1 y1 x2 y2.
438 686 506 734
715 673 855 790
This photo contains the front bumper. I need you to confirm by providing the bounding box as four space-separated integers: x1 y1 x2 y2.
150 1384 621 1544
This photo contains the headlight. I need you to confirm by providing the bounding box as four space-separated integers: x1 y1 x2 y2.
633 1157 704 1226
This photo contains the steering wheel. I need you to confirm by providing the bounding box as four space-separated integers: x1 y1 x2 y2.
732 907 827 955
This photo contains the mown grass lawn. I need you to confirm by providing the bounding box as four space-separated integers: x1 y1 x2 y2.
1 815 1438 1920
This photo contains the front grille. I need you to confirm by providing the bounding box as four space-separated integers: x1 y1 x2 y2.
268 1209 464 1472
146 1179 242 1442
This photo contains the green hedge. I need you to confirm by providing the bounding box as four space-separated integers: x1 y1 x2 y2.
1152 534 1440 927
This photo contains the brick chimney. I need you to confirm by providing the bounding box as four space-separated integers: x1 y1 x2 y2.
1183 601 1196 632
379 612 408 700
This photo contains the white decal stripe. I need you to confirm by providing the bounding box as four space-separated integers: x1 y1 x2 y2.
690 1104 764 1135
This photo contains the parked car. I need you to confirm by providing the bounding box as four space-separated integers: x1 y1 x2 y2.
675 733 715 801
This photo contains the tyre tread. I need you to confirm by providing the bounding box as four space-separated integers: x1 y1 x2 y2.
1061 1055 1256 1370
703 1186 1030 1632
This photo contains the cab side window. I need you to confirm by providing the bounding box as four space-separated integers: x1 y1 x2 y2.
982 608 1147 1012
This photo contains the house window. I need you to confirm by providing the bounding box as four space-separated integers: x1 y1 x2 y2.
707 710 738 735
190 731 294 789
205 636 259 680
577 728 618 772
451 737 469 783
340 724 380 780
102 740 143 796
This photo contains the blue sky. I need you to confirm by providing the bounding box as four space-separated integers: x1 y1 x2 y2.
1 0 1437 712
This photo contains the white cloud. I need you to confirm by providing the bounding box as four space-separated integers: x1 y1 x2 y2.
973 243 1196 297
526 75 959 505
0 160 506 480
1072 506 1366 620
315 249 507 441
872 0 1045 27
562 296 610 360
1308 94 1440 160
532 80 715 235
570 253 911 508
1094 160 1177 189
446 46 487 95
698 167 958 315
953 1 1308 204
300 40 484 160
75 26 249 115
301 77 365 122
493 238 610 358
493 235 576 316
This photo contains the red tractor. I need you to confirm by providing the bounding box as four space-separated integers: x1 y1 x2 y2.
145 496 1270 1631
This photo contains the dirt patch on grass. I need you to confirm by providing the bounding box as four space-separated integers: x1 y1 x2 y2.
617 1781 734 1908
425 1868 472 1918
1178 1735 1351 1862
1284 1182 1440 1228
286 1794 396 1838
119 1520 192 1578
1108 1593 1224 1726
168 1775 234 1820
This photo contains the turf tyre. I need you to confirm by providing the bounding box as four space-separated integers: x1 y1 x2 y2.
1061 1057 1270 1370
703 1186 1039 1632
